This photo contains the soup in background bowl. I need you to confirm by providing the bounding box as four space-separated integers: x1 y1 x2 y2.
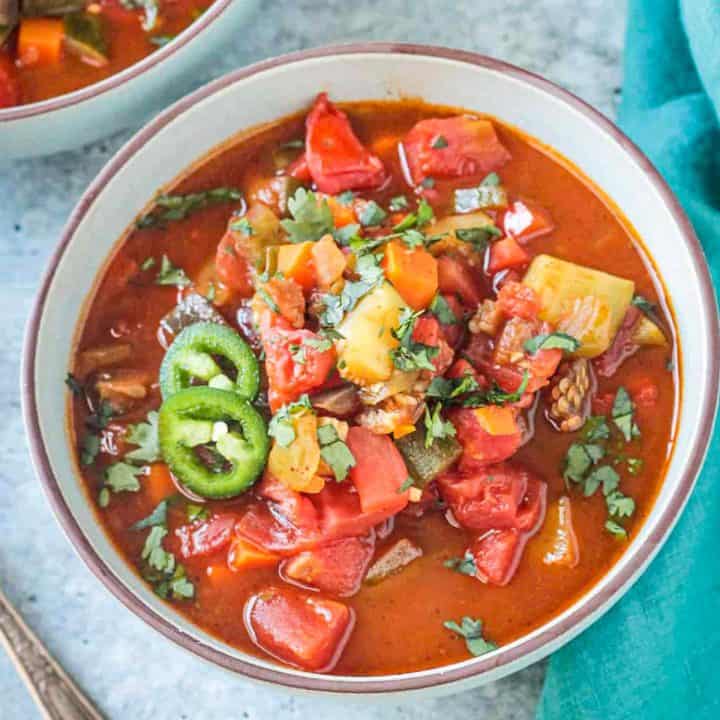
23 45 719 696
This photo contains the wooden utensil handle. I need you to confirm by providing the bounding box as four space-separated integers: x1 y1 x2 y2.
0 585 104 720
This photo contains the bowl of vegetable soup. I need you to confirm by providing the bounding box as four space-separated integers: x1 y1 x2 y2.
22 44 719 696
0 0 257 157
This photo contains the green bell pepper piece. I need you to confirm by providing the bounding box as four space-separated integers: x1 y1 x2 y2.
396 427 462 486
158 387 269 499
160 322 259 401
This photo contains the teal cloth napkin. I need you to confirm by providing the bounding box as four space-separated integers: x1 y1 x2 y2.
537 1 720 718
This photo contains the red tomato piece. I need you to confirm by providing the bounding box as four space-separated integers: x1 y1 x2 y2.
501 200 554 243
281 534 375 597
304 93 386 193
439 464 528 530
488 237 530 274
514 476 548 533
470 528 526 586
346 426 410 516
286 152 312 182
402 116 511 184
0 53 20 109
437 255 483 307
496 281 540 321
245 586 354 671
176 514 238 560
263 327 336 411
412 315 454 376
215 232 254 295
437 293 464 347
450 408 522 470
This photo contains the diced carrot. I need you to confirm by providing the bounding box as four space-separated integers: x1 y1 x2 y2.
392 424 416 439
324 195 357 227
381 240 438 310
311 235 347 289
228 537 279 570
488 237 530 273
473 405 518 436
144 463 176 506
17 18 64 67
277 242 316 290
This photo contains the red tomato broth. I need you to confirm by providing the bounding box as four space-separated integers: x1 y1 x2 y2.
68 98 678 676
2 1 213 107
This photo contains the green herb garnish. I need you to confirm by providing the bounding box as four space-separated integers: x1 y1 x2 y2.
443 617 497 656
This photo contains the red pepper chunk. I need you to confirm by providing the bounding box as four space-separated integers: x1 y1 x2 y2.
437 255 483 307
282 534 376 597
245 586 354 671
403 116 511 184
487 236 530 274
304 93 387 194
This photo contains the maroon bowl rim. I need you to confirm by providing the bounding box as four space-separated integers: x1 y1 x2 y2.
22 42 720 693
0 0 234 122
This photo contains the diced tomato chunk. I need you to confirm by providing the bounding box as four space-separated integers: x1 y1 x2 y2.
412 315 454 376
282 534 375 597
439 464 528 530
514 476 547 533
501 200 554 243
0 53 20 109
245 586 354 671
346 427 410 516
496 281 540 321
488 237 530 273
304 93 386 193
437 255 483 307
286 152 312 182
437 293 464 347
450 407 522 469
470 528 525 586
403 116 511 184
262 327 336 411
176 514 238 560
215 232 254 295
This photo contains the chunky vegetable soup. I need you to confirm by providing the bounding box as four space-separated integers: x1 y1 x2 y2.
69 94 677 675
0 1 212 107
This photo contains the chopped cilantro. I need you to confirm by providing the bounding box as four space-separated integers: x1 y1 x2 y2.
187 503 210 522
397 477 415 493
427 373 480 402
605 519 628 539
156 255 190 287
431 135 448 149
104 462 143 494
461 372 529 408
281 188 335 243
582 415 610 442
389 195 409 212
268 395 313 448
136 186 242 228
454 225 502 252
631 294 657 319
423 403 456 448
358 200 387 227
256 287 280 314
443 616 497 656
444 552 478 577
333 222 361 246
132 499 169 531
429 294 458 325
65 373 83 395
583 464 619 497
563 443 605 485
140 256 156 271
81 434 101 467
524 332 580 355
336 190 355 206
320 254 384 326
230 217 254 235
98 487 110 508
481 172 501 186
611 387 639 442
125 411 160 463
317 425 356 482
390 308 439 372
626 457 644 475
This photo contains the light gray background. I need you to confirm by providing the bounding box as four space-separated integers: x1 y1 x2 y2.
0 1 626 717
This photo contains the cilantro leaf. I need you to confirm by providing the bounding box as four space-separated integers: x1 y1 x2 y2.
125 411 160 463
397 477 415 493
427 373 480 402
563 443 605 485
524 332 580 355
582 415 610 442
443 616 497 657
268 395 313 448
461 372 529 408
605 519 628 539
611 386 639 442
389 195 409 212
317 425 356 482
423 403 457 448
444 552 478 577
583 464 619 497
230 216 254 235
358 200 387 227
431 135 448 149
81 434 101 467
141 525 175 574
606 489 635 518
156 255 190 287
631 294 658 319
319 254 385 326
390 308 439 372
281 188 335 243
136 186 242 228
454 225 502 252
429 294 458 324
132 499 169 531
335 190 355 205
104 462 143 494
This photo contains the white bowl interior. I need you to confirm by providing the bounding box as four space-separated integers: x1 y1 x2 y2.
27 51 715 694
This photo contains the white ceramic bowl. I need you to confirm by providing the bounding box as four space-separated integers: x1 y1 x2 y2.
22 44 720 697
0 0 257 159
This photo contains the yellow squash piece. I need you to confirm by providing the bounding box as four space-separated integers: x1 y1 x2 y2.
267 413 324 493
522 254 635 358
632 315 667 346
337 282 407 384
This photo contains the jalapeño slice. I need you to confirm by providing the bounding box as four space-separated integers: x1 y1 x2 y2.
158 386 269 499
159 322 259 400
